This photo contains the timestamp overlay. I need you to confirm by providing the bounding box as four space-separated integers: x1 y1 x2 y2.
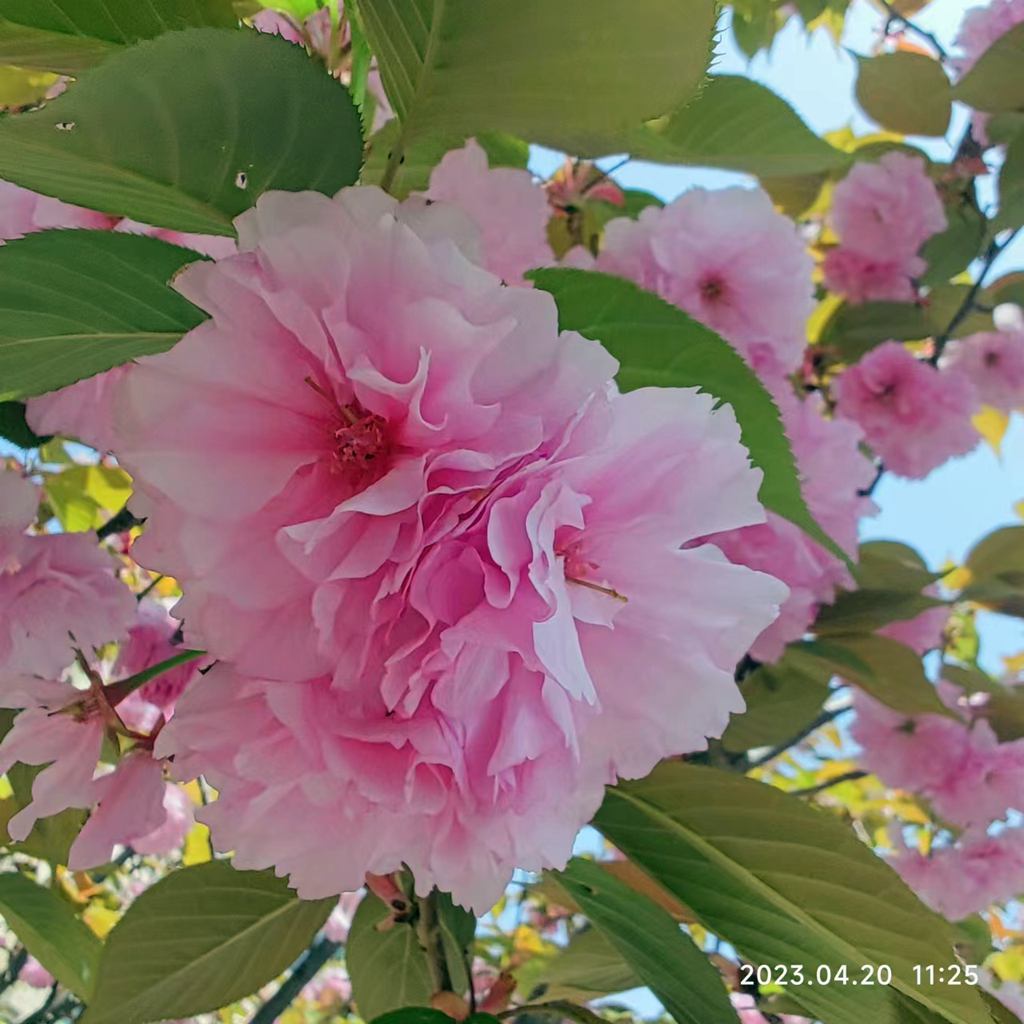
738 963 981 988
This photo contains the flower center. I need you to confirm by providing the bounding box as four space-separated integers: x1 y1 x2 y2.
559 538 627 603
699 273 727 303
983 350 1000 369
333 403 390 477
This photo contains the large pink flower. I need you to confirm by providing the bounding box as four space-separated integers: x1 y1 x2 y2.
25 366 130 452
121 187 785 906
710 388 875 662
423 140 552 284
821 248 918 306
0 179 115 242
158 382 784 908
0 471 134 677
596 187 814 380
941 330 1024 412
834 342 979 479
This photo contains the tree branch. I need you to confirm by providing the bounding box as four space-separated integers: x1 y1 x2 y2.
877 0 948 60
789 769 868 797
747 707 848 769
95 506 143 540
249 937 341 1024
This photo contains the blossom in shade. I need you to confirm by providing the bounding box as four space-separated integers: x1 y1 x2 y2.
892 829 1024 920
0 470 135 677
423 139 552 284
833 342 979 479
114 219 236 260
0 179 115 242
19 957 55 990
709 388 875 662
131 782 195 856
824 153 946 305
953 0 1024 76
941 330 1024 412
596 186 814 380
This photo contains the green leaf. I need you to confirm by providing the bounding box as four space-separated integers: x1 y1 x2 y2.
921 201 987 285
855 53 951 137
855 540 942 592
814 590 946 637
634 76 848 176
925 284 993 338
802 634 954 718
0 27 363 235
996 129 1024 232
530 267 849 566
371 1012 456 1024
961 525 1024 617
0 400 49 447
820 301 931 362
0 872 101 999
0 0 238 74
532 926 640 1003
359 0 717 157
0 231 208 402
348 892 433 1020
79 861 334 1024
435 890 475 996
45 464 133 531
555 858 736 1024
594 762 991 1024
362 121 529 198
722 647 832 753
953 22 1024 113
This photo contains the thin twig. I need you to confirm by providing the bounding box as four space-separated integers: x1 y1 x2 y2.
249 937 342 1024
747 707 848 769
877 0 948 60
789 770 868 797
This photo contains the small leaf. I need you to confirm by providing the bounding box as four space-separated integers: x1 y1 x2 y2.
360 0 718 157
555 858 737 1024
921 201 987 286
855 53 951 137
814 589 947 636
595 762 992 1024
0 872 101 999
953 22 1024 113
634 76 848 176
371 1012 456 1024
533 926 640 1003
820 301 931 362
348 892 433 1020
435 890 475 996
996 129 1024 232
0 0 239 74
530 268 848 565
0 231 207 402
0 28 363 235
80 861 334 1024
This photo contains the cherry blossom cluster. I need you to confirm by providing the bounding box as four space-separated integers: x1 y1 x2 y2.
852 686 1024 920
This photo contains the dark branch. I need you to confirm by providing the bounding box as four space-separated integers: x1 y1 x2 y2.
250 937 342 1024
789 769 868 797
96 506 144 540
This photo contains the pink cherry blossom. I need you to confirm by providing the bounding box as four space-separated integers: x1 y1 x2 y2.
596 187 814 380
821 248 919 305
25 366 130 452
709 388 875 662
830 153 946 262
833 342 979 479
941 330 1024 412
878 600 949 654
131 782 195 856
301 965 352 1007
892 829 1024 920
114 218 236 260
953 0 1024 76
0 470 135 677
423 139 552 284
323 892 361 943
19 957 55 990
0 179 116 242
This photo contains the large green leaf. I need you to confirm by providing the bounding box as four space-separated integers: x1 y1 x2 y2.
3 762 86 865
80 861 334 1024
0 0 237 74
0 27 363 235
996 129 1024 232
359 0 716 158
0 231 208 402
953 22 1024 113
961 525 1024 617
722 646 832 753
348 892 433 1019
532 926 640 1003
802 635 953 717
594 763 990 1024
555 859 736 1024
530 268 847 565
855 53 951 137
0 872 101 999
633 76 847 176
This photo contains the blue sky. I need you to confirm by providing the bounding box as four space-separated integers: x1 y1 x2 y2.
532 0 1024 675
